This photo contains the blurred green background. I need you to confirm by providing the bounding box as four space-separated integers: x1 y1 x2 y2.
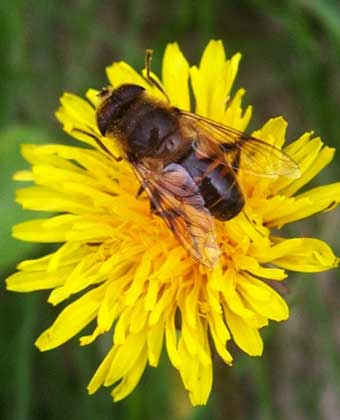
1 1 340 419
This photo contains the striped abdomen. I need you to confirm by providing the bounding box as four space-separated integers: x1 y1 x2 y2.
179 149 244 221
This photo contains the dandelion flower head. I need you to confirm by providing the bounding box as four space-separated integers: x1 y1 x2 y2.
6 40 340 405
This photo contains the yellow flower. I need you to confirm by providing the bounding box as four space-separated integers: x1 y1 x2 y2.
6 40 340 405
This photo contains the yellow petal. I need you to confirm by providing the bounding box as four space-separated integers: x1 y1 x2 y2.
286 144 334 197
17 253 53 271
274 135 334 195
191 40 242 121
260 195 310 227
218 269 256 321
80 326 104 345
129 300 148 334
182 282 200 328
6 269 65 292
48 254 105 305
162 42 190 110
147 318 164 367
165 308 180 368
106 61 164 100
207 311 232 365
180 314 211 366
104 332 146 386
55 95 98 148
96 281 126 332
256 117 287 148
106 61 148 89
298 182 340 204
238 276 289 321
13 170 34 181
113 306 133 345
124 250 153 306
16 186 89 213
224 304 263 356
189 361 212 406
252 237 339 272
88 347 117 394
60 93 96 125
223 88 252 131
20 144 82 170
148 285 176 325
112 350 148 402
13 217 72 242
56 98 122 156
235 254 287 281
35 285 106 351
177 334 213 405
263 183 340 228
47 241 91 272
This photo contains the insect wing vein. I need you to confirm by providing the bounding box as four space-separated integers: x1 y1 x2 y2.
180 111 300 179
133 162 220 267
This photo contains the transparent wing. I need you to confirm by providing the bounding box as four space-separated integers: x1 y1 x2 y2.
133 161 221 268
180 111 300 179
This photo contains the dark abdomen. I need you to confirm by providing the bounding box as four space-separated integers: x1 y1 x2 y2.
179 149 244 221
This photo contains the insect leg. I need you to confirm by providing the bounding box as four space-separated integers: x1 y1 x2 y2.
136 184 145 198
71 128 122 161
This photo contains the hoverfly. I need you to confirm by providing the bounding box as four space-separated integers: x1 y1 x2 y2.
77 50 300 268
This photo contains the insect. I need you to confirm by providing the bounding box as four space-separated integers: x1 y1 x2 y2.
79 51 300 268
